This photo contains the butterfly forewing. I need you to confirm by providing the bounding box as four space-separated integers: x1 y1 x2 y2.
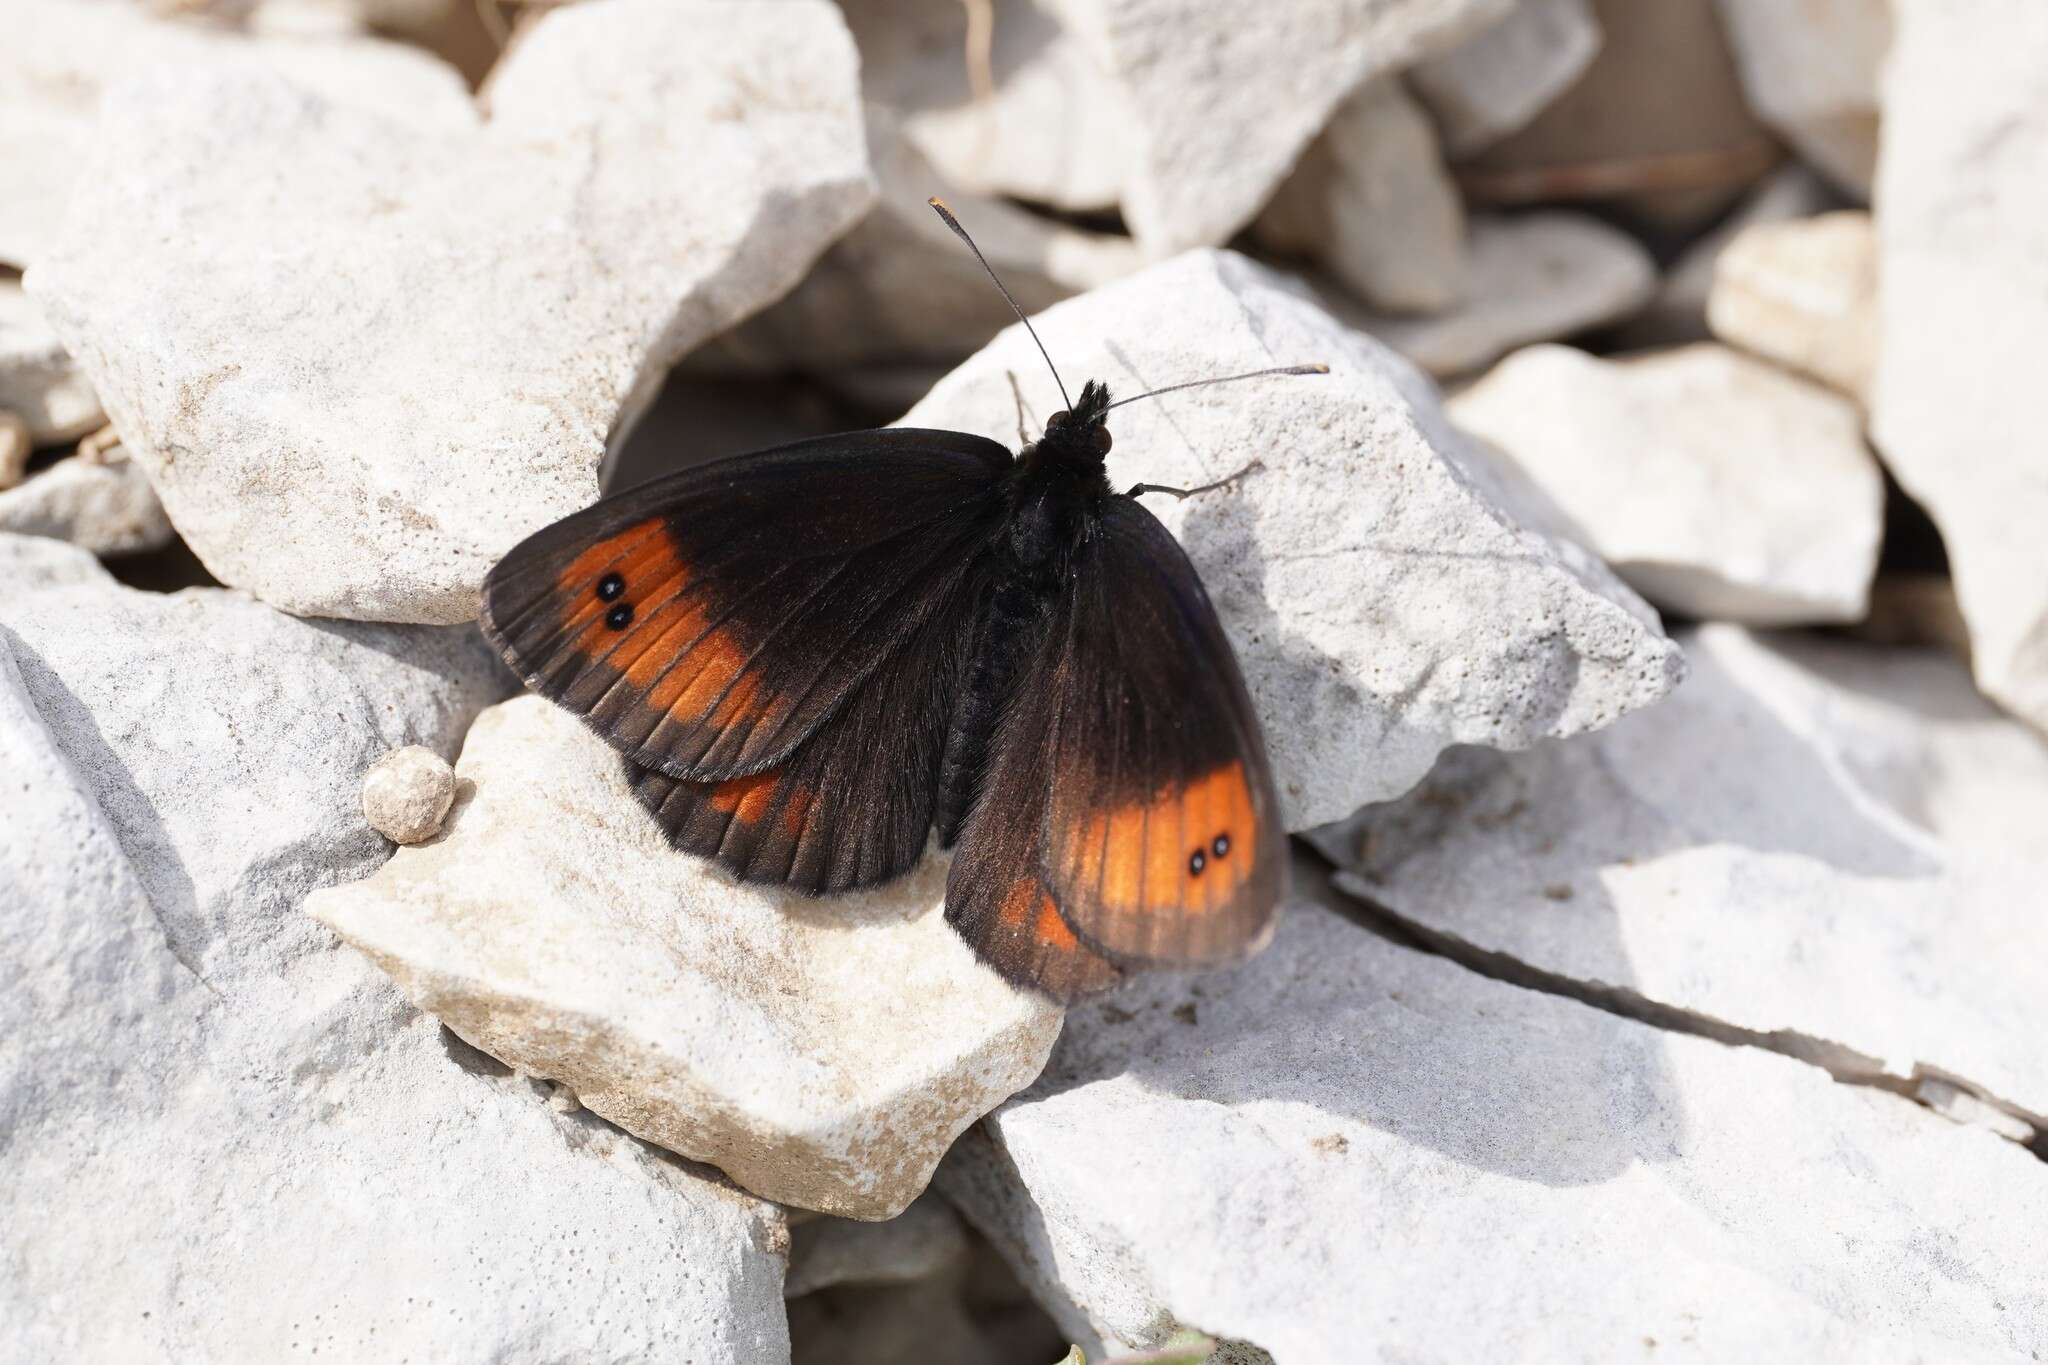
480 429 1012 782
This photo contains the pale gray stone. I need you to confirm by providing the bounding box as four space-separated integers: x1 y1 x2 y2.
0 279 101 446
1409 0 1602 155
1 539 787 1362
1254 77 1466 314
308 697 1065 1220
1321 625 2048 1126
1714 0 1890 199
1046 0 1513 254
940 860 2048 1361
1870 0 2048 735
0 452 173 556
27 0 874 624
902 249 1682 826
1449 343 1882 624
361 744 456 844
785 1193 972 1298
1708 210 1878 402
0 0 474 270
1328 211 1656 378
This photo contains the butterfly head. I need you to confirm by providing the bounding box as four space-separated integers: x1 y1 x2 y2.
1037 379 1114 466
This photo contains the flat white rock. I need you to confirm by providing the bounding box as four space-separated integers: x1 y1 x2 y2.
701 104 1140 372
1709 210 1878 402
27 0 874 624
1254 76 1467 314
847 0 1136 213
940 867 2048 1362
1048 0 1512 254
1870 0 2048 734
0 279 101 445
1714 0 1890 199
1451 343 1881 624
1320 624 2048 1127
0 539 789 1361
0 0 475 269
0 451 173 556
309 696 1064 1220
1328 211 1656 378
902 249 1682 826
1408 0 1602 156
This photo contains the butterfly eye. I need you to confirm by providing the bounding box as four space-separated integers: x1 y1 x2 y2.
1091 427 1113 455
1046 411 1069 431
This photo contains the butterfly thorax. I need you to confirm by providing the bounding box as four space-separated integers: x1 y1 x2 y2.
1006 379 1115 570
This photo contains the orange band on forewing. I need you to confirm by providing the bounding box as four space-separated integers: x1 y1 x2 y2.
1062 761 1257 916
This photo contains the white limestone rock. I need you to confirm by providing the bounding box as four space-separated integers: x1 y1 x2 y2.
1321 625 2048 1127
26 0 874 624
847 0 1136 214
939 865 2048 1361
785 1193 972 1298
308 696 1065 1220
362 744 456 844
1254 77 1466 315
0 540 786 1361
1714 0 1890 199
1621 163 1837 348
0 279 101 445
1871 0 2048 735
1408 0 1602 156
0 0 475 270
0 412 24 491
700 104 1140 372
1708 210 1878 402
1451 343 1881 624
1328 211 1655 378
902 250 1682 827
0 452 173 556
1047 0 1513 255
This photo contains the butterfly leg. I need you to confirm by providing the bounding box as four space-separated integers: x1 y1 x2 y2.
1128 458 1265 501
1006 370 1034 446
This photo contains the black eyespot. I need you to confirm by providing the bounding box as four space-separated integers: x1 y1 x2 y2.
1212 834 1230 859
596 572 625 602
604 603 633 630
1188 849 1206 877
1091 426 1113 455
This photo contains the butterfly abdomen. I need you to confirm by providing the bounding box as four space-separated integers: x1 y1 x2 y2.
935 570 1058 846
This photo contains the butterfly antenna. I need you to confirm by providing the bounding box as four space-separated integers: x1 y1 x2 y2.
929 197 1073 411
1105 364 1329 411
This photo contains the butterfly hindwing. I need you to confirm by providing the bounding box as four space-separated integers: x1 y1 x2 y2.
625 546 989 893
947 496 1283 998
481 429 1011 782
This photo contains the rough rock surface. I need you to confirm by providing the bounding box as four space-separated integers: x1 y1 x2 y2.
1871 0 2048 734
902 250 1682 826
0 279 100 445
0 413 24 490
1048 0 1513 254
1451 343 1881 624
309 697 1065 1220
1 539 789 1362
1708 210 1877 402
940 860 2048 1362
1326 211 1655 378
847 0 1135 213
0 0 475 269
1714 0 1890 199
1320 625 2048 1127
361 744 456 844
1408 0 1602 155
0 452 173 555
785 1193 972 1298
1254 77 1466 314
28 0 874 624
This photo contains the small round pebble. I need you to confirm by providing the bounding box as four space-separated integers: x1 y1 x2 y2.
361 745 456 845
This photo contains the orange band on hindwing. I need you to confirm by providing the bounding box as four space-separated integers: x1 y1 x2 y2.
1060 761 1258 917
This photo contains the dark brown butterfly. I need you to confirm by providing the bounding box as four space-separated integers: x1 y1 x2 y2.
479 202 1321 1001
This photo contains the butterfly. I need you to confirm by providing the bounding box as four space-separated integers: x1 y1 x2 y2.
479 201 1322 1001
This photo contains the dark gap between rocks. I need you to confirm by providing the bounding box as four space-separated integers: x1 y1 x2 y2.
1294 837 2048 1166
